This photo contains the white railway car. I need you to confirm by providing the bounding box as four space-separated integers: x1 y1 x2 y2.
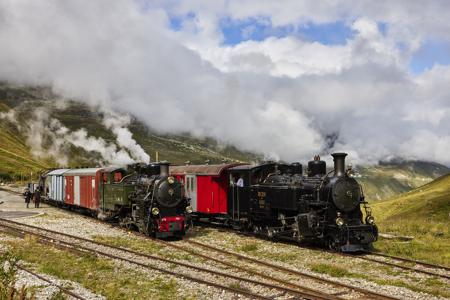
46 169 69 202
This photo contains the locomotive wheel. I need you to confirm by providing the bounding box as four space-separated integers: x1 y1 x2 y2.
327 238 340 251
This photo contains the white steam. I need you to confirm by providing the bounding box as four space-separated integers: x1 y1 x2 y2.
101 109 150 163
0 1 449 165
1 105 149 165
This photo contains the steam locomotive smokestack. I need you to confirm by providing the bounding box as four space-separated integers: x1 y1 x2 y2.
159 161 170 177
331 152 347 177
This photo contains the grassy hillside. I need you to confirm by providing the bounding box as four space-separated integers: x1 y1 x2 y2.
356 161 449 201
0 101 49 180
371 174 450 266
0 83 258 181
0 83 448 202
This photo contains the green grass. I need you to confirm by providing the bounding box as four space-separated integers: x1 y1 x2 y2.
372 174 450 266
228 282 251 293
238 242 259 253
371 277 449 298
309 263 366 278
93 235 200 263
357 161 449 201
6 236 182 299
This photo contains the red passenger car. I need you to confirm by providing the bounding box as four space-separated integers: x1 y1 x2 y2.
170 163 245 216
64 168 102 210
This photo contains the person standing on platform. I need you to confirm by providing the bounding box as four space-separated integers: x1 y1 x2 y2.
23 188 32 208
33 187 41 208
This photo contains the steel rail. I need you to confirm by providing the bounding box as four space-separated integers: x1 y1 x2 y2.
346 253 450 280
0 222 270 300
0 219 331 300
204 225 450 281
0 248 86 300
16 265 87 300
365 251 450 272
185 239 399 300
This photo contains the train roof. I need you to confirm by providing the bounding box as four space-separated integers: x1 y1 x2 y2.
170 163 247 176
229 162 280 171
63 168 103 176
101 166 126 173
46 169 70 176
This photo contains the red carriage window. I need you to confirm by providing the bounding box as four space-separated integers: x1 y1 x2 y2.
114 172 122 182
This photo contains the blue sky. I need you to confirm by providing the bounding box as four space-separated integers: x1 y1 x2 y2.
410 39 450 73
169 14 450 74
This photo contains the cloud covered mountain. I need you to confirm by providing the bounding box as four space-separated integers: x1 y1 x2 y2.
0 1 449 165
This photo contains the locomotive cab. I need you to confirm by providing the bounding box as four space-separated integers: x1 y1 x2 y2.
227 163 285 227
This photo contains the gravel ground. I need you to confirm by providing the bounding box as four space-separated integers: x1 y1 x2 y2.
185 227 449 300
14 270 105 300
1 187 448 300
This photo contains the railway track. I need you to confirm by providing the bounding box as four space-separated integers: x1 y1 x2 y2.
176 239 398 300
0 218 339 300
1 189 448 298
0 248 87 300
16 265 87 300
203 225 450 280
96 224 398 300
346 252 450 280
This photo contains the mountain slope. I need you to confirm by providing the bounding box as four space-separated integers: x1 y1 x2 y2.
356 161 450 201
0 83 258 181
0 101 49 180
0 83 448 203
371 174 450 266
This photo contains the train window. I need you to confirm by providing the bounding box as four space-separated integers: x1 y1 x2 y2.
252 169 263 184
114 172 122 183
103 173 108 183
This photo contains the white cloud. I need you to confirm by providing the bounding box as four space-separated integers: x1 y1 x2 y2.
0 0 449 166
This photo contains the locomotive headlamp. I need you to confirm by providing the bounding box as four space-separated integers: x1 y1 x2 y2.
366 215 375 225
186 206 193 214
151 207 160 215
335 217 345 227
167 176 175 184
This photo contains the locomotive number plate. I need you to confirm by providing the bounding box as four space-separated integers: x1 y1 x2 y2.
257 191 266 208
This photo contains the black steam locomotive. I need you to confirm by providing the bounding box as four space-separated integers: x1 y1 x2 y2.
42 162 191 238
230 153 378 251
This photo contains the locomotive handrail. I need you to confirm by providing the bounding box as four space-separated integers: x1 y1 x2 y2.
116 172 136 184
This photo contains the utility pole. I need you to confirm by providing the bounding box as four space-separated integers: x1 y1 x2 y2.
155 151 159 162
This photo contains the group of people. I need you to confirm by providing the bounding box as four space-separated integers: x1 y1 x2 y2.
22 187 41 208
